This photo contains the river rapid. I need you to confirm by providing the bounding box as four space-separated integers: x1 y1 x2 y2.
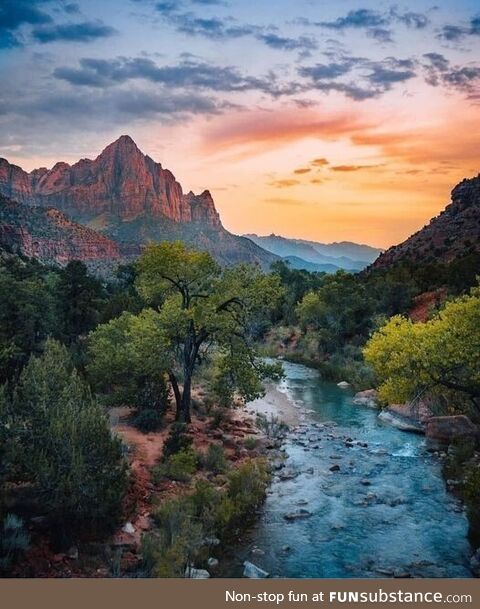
222 361 472 578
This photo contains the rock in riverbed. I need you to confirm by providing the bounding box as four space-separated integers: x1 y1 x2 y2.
284 509 312 521
243 561 269 578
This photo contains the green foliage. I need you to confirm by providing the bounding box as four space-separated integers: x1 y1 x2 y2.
56 261 105 343
244 436 258 450
202 444 229 474
0 514 30 571
87 310 170 414
364 287 480 415
153 449 198 483
10 339 128 545
256 413 289 438
144 458 270 577
162 423 193 460
464 466 480 546
0 258 56 383
134 242 284 422
134 408 163 432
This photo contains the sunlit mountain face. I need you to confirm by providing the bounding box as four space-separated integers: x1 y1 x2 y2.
1 0 479 248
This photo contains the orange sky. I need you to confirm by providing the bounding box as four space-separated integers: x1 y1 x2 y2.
2 1 480 249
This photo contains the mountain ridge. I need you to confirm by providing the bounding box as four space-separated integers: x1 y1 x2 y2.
0 136 277 269
370 174 480 270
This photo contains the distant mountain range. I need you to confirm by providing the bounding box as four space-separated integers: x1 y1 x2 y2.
245 233 383 272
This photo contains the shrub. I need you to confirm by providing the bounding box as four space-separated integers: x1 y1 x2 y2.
162 423 192 460
0 514 30 571
145 495 204 577
203 444 228 474
134 408 163 433
464 466 480 546
256 413 288 438
244 436 257 450
11 339 128 546
226 459 270 524
153 449 198 483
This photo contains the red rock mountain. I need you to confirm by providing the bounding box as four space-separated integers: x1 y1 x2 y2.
0 193 132 273
0 135 221 226
0 136 276 268
371 174 480 270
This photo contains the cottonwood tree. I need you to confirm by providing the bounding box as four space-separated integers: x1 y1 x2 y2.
91 242 283 423
364 286 480 415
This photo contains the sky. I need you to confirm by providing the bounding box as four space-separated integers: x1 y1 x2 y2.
0 0 479 247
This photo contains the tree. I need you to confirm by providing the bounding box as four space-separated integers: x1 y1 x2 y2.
296 271 374 352
0 262 56 383
56 261 105 343
11 339 128 545
364 287 480 415
88 310 170 419
125 242 284 422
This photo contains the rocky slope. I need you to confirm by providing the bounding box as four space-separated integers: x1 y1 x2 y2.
0 136 275 268
371 174 480 270
0 194 133 272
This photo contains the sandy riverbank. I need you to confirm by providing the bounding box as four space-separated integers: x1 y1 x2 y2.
246 383 303 426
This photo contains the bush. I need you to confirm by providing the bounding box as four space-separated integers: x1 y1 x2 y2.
256 413 288 438
153 449 198 483
226 459 270 519
162 423 192 460
134 408 163 433
0 514 30 571
11 339 128 546
202 444 228 474
244 436 257 450
464 466 480 546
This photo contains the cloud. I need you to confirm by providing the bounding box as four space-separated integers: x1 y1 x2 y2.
0 0 52 48
299 55 417 100
330 164 380 172
422 53 480 93
53 56 301 97
202 107 373 156
294 168 311 174
309 7 428 43
32 20 117 43
311 158 329 167
268 180 300 188
152 4 317 56
320 9 388 30
437 16 480 42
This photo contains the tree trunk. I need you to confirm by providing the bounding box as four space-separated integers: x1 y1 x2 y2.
169 372 182 419
178 373 192 423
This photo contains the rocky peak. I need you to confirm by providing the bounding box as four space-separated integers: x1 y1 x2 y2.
0 137 225 228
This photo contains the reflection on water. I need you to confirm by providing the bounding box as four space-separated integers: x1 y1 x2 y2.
222 361 471 578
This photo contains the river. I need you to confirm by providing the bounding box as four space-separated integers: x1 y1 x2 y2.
222 361 472 578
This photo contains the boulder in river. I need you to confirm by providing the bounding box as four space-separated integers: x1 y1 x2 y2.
284 509 312 521
243 561 269 578
185 566 210 578
425 415 479 444
337 381 351 389
378 409 424 433
353 389 378 408
329 464 341 472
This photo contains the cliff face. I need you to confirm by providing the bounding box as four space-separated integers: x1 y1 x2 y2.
0 194 130 269
371 175 480 270
0 136 221 226
0 137 276 269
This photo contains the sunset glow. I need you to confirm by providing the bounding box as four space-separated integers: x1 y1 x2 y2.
1 0 479 247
